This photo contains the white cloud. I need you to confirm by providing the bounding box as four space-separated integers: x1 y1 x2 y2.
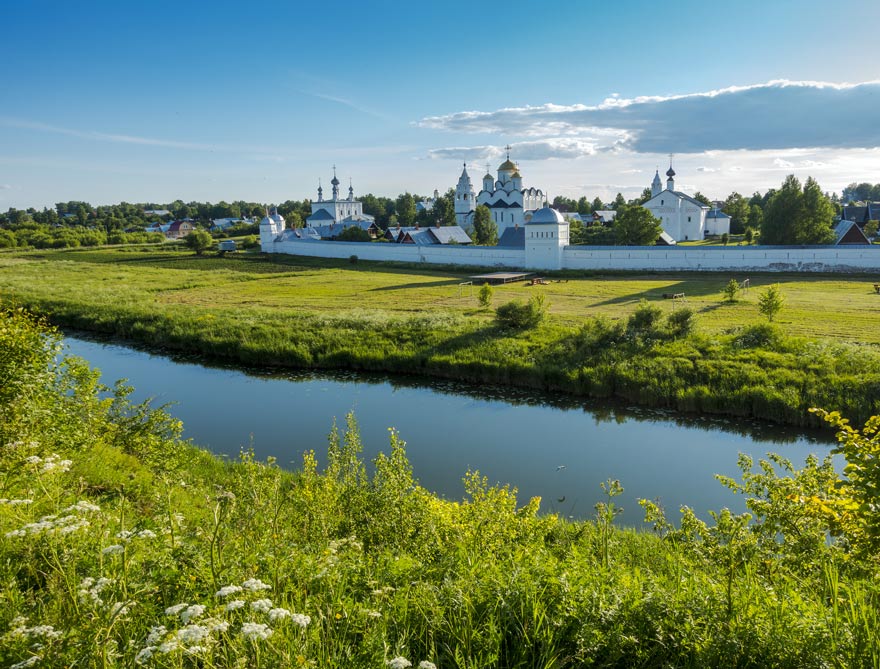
419 80 880 154
773 158 795 168
427 138 597 162
696 167 717 172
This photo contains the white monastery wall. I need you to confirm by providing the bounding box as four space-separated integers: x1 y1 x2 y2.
264 238 879 272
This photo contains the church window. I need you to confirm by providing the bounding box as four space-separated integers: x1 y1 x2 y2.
661 200 664 205
688 216 691 222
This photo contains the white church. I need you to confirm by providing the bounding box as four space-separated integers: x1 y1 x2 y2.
642 165 729 242
453 148 548 234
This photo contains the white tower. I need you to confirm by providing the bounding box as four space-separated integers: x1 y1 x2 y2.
666 165 676 192
454 162 476 226
524 203 568 270
651 169 663 197
259 206 285 250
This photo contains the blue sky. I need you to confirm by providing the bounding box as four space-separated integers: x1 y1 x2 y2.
2 0 879 210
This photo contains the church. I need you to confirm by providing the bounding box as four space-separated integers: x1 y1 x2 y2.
453 148 548 234
642 165 728 242
304 167 374 229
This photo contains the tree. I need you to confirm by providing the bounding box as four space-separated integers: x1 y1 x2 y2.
395 193 417 226
744 227 755 245
431 189 456 227
613 205 663 246
758 284 785 322
864 220 878 239
761 175 835 245
591 197 604 212
472 204 497 245
287 212 303 229
185 229 213 255
722 278 740 302
721 232 729 246
723 192 750 234
336 226 371 242
748 204 763 233
637 187 653 204
692 192 712 206
612 193 626 210
577 196 591 215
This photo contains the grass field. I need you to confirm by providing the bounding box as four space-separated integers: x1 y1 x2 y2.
2 246 879 343
2 246 880 427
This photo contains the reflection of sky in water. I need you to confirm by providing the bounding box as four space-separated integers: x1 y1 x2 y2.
64 336 838 525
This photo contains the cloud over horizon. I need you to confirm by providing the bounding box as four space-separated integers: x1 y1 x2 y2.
420 80 880 157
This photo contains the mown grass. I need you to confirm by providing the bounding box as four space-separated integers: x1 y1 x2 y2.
2 308 880 668
2 247 880 427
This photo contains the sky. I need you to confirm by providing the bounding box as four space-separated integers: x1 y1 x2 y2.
2 0 879 210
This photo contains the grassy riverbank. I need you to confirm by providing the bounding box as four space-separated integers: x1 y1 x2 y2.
2 307 880 667
1 247 880 427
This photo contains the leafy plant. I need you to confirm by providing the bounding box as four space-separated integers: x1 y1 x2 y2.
478 282 494 308
722 278 740 302
495 294 547 328
758 284 785 322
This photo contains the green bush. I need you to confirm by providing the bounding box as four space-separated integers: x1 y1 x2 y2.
667 307 696 338
495 294 547 328
627 299 663 335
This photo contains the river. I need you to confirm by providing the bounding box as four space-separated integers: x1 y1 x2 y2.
64 335 837 524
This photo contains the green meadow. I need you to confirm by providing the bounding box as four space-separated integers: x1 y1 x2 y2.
1 246 879 426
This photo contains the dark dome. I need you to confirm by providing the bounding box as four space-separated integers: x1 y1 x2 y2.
666 166 676 178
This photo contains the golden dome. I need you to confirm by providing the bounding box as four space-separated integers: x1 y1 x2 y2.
498 159 517 171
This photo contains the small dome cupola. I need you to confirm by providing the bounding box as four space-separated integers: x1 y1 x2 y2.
666 166 676 178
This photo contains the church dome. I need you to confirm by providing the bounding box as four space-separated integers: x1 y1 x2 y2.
526 205 565 225
330 175 340 185
498 159 517 171
666 166 676 178
511 171 522 178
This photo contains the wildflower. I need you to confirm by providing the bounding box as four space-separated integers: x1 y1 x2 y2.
240 622 273 641
25 455 42 465
225 600 246 611
206 620 229 633
64 500 100 513
158 640 180 654
78 576 114 606
165 603 189 617
175 624 210 645
109 602 132 618
145 626 167 646
180 605 206 624
241 577 271 592
387 657 412 669
267 607 290 622
102 544 125 555
290 613 311 628
184 645 207 655
215 584 242 598
419 662 438 669
10 657 40 669
117 530 135 541
136 529 157 539
135 646 155 664
367 610 382 619
250 598 273 613
0 499 33 505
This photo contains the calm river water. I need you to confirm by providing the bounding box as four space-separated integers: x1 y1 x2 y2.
64 335 836 524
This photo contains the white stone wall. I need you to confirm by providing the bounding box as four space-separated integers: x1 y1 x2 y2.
262 237 880 273
561 246 880 272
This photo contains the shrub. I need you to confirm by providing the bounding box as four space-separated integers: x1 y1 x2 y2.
731 323 784 349
185 229 213 255
667 307 696 338
478 282 494 308
626 299 663 335
349 254 358 264
495 294 547 328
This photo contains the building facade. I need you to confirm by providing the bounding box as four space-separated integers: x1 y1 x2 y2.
643 166 719 242
305 168 374 229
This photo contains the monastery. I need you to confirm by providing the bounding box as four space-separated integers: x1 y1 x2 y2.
643 164 730 242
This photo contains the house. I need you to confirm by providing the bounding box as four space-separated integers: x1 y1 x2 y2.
704 207 732 236
145 222 171 234
144 209 172 217
385 225 472 245
304 219 382 240
166 220 195 239
210 218 250 232
834 220 871 245
840 203 880 228
592 210 618 226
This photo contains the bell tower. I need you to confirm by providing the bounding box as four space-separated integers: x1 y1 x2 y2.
454 162 476 226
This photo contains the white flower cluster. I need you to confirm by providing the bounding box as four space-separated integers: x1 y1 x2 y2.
215 584 242 598
10 656 40 669
4 616 63 641
25 453 72 474
241 577 272 592
64 500 101 513
135 619 229 663
250 599 273 614
116 528 157 541
78 577 115 606
0 499 33 506
225 600 246 611
387 658 412 669
5 513 90 538
240 622 272 641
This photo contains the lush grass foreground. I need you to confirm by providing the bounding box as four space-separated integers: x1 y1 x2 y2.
1 248 880 427
2 307 880 667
